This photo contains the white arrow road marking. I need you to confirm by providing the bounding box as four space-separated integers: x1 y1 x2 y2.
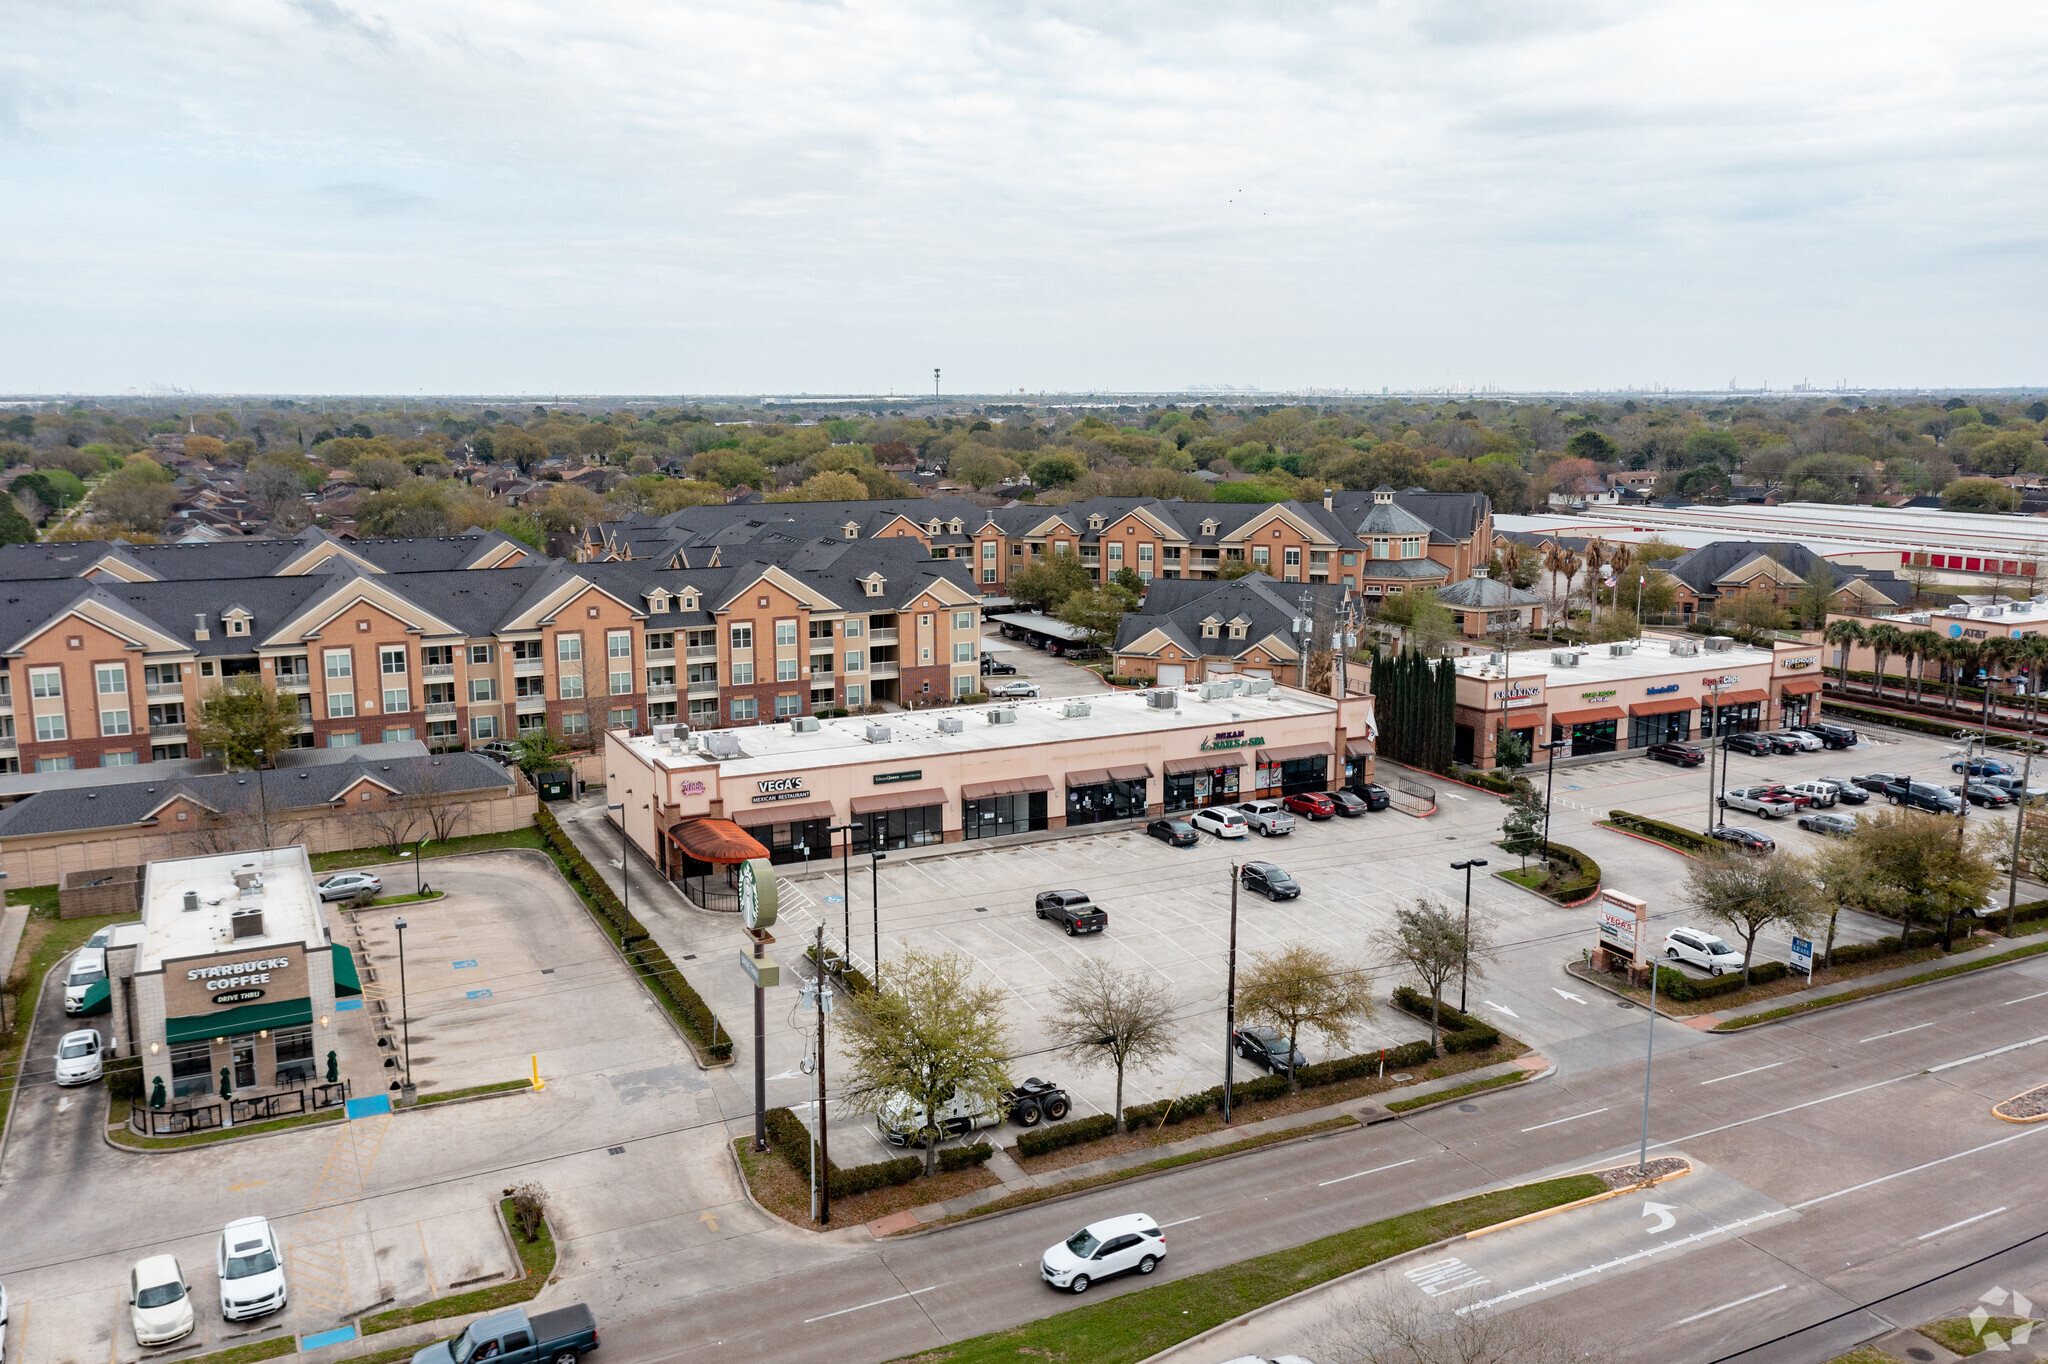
1482 1001 1520 1018
765 1069 802 1081
1642 1201 1677 1234
1442 792 1468 801
1552 988 1587 1004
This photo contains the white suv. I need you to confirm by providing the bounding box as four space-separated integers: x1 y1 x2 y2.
1040 1213 1167 1293
1190 808 1250 839
1785 781 1838 808
1664 927 1744 976
217 1217 288 1321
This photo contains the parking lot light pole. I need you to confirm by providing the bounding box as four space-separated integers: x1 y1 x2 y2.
1222 863 1240 1122
827 823 859 962
394 916 413 1092
1704 679 1727 832
2009 745 2037 936
1539 740 1565 868
871 851 886 972
1450 858 1488 1012
1637 942 1659 1176
814 921 831 1226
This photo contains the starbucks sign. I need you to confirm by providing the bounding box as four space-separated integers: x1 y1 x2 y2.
738 857 779 931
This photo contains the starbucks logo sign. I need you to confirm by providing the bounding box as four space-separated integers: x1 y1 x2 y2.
739 857 779 931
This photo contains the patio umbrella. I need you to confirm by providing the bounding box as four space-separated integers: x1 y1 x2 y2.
150 1075 166 1110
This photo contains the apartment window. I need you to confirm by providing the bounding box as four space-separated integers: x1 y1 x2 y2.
561 712 589 736
1342 552 1357 566
560 673 584 699
953 642 975 663
380 646 407 675
981 542 996 561
610 669 633 695
1107 542 1124 564
470 644 493 665
609 707 635 728
647 631 675 651
325 649 352 679
512 639 543 662
982 567 997 583
382 727 415 743
954 674 974 697
776 658 799 683
954 611 973 631
730 697 758 722
1053 541 1068 556
774 693 801 719
515 675 546 699
35 713 67 742
735 660 759 685
471 715 499 740
423 645 453 668
327 731 361 748
95 664 126 696
101 750 138 767
843 620 863 638
730 623 753 651
1284 548 1301 568
809 620 834 642
557 634 582 663
845 684 864 707
775 620 797 648
1138 545 1154 564
100 706 131 737
383 687 409 714
29 668 61 700
328 692 356 718
843 650 864 673
470 677 499 703
1252 547 1270 568
37 756 74 772
607 630 632 660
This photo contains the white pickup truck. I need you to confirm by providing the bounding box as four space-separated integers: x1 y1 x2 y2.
1718 786 1796 818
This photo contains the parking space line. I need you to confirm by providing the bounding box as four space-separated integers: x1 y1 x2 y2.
417 1220 437 1295
2003 988 2048 1006
932 929 1038 1013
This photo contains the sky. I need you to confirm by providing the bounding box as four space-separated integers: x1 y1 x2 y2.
4 0 2046 396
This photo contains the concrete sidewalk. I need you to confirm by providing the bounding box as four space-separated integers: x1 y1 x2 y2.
870 1052 1548 1235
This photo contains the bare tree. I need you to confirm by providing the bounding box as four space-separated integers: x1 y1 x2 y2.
1044 960 1175 1133
353 792 421 854
1303 1286 1623 1364
409 760 474 844
1379 897 1492 1049
1235 943 1377 1093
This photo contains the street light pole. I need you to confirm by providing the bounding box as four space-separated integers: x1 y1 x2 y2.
1222 863 1240 1122
2009 744 2037 936
606 801 630 925
813 921 831 1226
1638 939 1659 1175
1450 858 1488 1012
394 916 413 1093
871 851 886 973
1540 740 1565 869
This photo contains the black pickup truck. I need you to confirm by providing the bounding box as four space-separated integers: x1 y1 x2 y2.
1035 890 1108 936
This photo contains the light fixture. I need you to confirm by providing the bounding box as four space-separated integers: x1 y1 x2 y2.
149 1042 160 1055
319 1016 329 1028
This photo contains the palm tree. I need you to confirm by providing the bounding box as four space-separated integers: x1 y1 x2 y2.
1541 542 1571 640
2020 634 2048 727
1945 639 1981 715
1582 539 1609 628
1980 636 2021 730
1823 619 1865 695
1906 629 1942 705
1865 623 1905 701
1608 544 1635 616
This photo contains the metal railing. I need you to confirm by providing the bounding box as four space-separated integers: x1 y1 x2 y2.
514 695 548 714
646 682 677 699
128 1077 352 1136
422 663 455 680
645 648 676 664
513 658 545 676
424 701 458 719
145 681 183 698
685 645 718 661
275 676 311 693
151 722 187 739
868 628 899 644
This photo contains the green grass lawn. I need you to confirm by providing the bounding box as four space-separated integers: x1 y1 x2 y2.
181 1334 297 1364
310 827 546 873
1920 1316 2034 1356
107 1107 344 1149
361 1199 555 1334
2 901 126 1136
418 1079 531 1106
1385 1069 1527 1113
891 1173 1605 1363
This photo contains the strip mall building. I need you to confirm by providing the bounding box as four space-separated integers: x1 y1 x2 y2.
1451 634 1826 769
604 683 1376 900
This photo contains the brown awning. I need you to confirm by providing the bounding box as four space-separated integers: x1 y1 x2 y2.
667 818 770 864
1261 742 1334 765
736 800 837 825
1345 737 1375 758
1108 764 1153 782
1552 705 1625 727
1164 752 1245 775
961 775 1055 801
1627 695 1699 717
1708 689 1770 708
850 787 948 815
1778 677 1823 696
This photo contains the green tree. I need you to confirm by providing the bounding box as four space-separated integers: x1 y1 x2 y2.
1010 555 1094 613
1109 566 1146 599
950 448 1022 490
1501 786 1544 870
1404 588 1457 656
193 677 295 772
1684 847 1820 984
1566 430 1618 461
1216 557 1266 580
357 481 455 537
1944 478 2020 513
1682 429 1740 466
94 475 177 532
514 725 566 774
1852 807 2002 948
1379 898 1490 1049
0 494 34 545
1236 942 1377 1092
838 947 1013 1176
1045 960 1175 1134
1057 588 1129 650
1028 452 1086 488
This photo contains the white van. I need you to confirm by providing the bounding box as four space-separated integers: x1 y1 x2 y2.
63 948 107 1014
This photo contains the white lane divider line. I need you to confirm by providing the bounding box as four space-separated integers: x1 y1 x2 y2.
1456 1209 1793 1315
803 1285 942 1323
1319 1158 1417 1188
1929 1033 2048 1072
1676 1284 1787 1326
1405 1256 1488 1297
1860 1021 1936 1044
1158 1215 1202 1229
1700 1061 1784 1085
1918 1207 2007 1240
2002 988 2048 1006
1521 1107 1609 1133
1791 1126 2045 1212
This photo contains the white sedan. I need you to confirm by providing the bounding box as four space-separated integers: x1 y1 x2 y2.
317 871 383 902
54 1029 104 1086
1190 808 1250 839
129 1255 195 1346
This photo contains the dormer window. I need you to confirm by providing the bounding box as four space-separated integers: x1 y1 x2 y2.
680 591 699 611
1201 519 1218 536
223 609 252 636
864 577 884 597
843 522 859 540
1228 620 1248 640
926 520 942 535
1087 515 1104 531
647 590 670 613
948 519 962 534
1201 618 1219 639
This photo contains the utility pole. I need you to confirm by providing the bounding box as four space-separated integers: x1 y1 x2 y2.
829 822 857 962
813 922 831 1225
1450 858 1488 1013
872 851 886 974
1540 740 1564 869
1704 680 1725 831
2009 744 2036 936
934 368 941 411
1222 864 1240 1122
1637 942 1659 1175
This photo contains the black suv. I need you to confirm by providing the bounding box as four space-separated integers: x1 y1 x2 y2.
1348 782 1391 811
1795 721 1858 749
981 656 1018 676
1647 743 1704 767
1240 862 1300 900
1722 733 1774 756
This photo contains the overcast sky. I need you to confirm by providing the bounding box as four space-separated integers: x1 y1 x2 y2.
4 0 2045 396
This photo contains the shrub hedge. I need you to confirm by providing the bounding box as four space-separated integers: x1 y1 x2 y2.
535 802 733 1060
1391 987 1502 1052
1451 766 1530 795
1828 927 1956 964
1605 810 1717 854
939 1142 994 1173
762 1105 926 1198
1651 959 1788 1002
1017 1113 1118 1158
1820 698 2032 748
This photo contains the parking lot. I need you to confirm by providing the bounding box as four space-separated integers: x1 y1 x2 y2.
976 625 1112 700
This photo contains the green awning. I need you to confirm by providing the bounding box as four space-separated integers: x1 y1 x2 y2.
78 977 112 1016
166 998 313 1045
331 943 363 997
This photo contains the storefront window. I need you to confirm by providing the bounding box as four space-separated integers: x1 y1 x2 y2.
1701 702 1761 738
853 805 944 851
274 1026 315 1083
1278 756 1328 795
1067 778 1146 824
1165 765 1241 811
738 816 832 866
963 792 1048 840
1552 717 1618 756
1628 711 1692 748
171 1042 212 1098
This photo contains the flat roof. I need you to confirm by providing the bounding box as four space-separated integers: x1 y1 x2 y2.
625 684 1340 780
1455 634 1779 689
138 845 326 974
1494 514 1901 562
1554 502 2048 557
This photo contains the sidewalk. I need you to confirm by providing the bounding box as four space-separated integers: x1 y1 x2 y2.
871 1053 1547 1235
1566 921 2048 1029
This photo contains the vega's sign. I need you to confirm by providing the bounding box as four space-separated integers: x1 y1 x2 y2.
752 776 811 804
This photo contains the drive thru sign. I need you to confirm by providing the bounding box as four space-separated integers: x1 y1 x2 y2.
1598 889 1649 966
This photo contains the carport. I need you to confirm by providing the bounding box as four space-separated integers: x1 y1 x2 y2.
666 818 771 912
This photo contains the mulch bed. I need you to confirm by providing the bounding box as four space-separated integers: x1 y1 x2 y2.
1994 1084 2048 1121
733 1137 1000 1230
1581 943 1965 1017
1592 1157 1688 1190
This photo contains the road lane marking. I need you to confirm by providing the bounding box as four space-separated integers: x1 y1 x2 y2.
1676 1284 1786 1325
1405 1257 1488 1297
1918 1207 2007 1240
1552 988 1587 1004
1859 1021 1936 1044
1790 1127 2044 1211
1319 1158 1417 1187
1700 1062 1784 1085
2002 988 2048 1006
1521 1107 1608 1133
1482 1000 1520 1018
1158 1215 1202 1228
1457 1209 1793 1315
1929 1033 2048 1072
802 1285 941 1323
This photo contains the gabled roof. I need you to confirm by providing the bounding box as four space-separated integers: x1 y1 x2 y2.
1113 576 1350 661
1433 575 1543 610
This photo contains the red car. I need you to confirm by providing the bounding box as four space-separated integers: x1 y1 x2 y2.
1755 784 1816 809
1281 792 1337 819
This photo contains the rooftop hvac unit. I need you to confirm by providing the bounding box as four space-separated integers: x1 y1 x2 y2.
1607 642 1635 657
1062 701 1092 718
1243 679 1274 695
1486 652 1505 670
182 890 200 913
1147 689 1178 709
232 863 261 893
1669 639 1700 656
864 722 892 743
1199 681 1234 701
937 716 964 734
988 707 1017 724
1703 636 1736 652
667 737 685 756
703 731 741 759
791 716 821 733
230 907 265 940
652 723 677 744
1549 651 1580 667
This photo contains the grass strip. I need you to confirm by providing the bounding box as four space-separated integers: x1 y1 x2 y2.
1714 940 2048 1030
891 1172 1606 1363
310 828 547 874
107 1107 344 1149
361 1200 554 1334
1920 1316 2033 1356
329 1347 421 1364
1823 1349 1903 1364
368 891 446 908
902 1117 1359 1233
1384 1070 1526 1114
3 907 131 1137
184 1334 297 1364
417 1079 532 1106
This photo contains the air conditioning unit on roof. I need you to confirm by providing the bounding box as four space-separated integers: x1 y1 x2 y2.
1550 651 1579 667
1062 701 1092 718
1147 689 1178 709
1669 639 1699 656
1243 679 1274 695
937 716 964 734
792 716 820 733
1607 642 1634 657
864 722 892 743
1199 681 1234 701
1704 636 1736 652
988 708 1017 724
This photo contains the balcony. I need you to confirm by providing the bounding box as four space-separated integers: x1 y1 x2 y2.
685 645 718 662
0 735 15 755
868 628 898 644
513 658 545 677
646 647 676 664
868 661 900 679
687 680 720 699
646 682 677 699
276 676 311 693
422 663 455 681
425 701 458 720
151 722 187 739
145 681 183 698
515 695 548 714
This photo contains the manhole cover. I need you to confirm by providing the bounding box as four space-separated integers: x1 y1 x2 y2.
1389 1073 1414 1083
1906 1351 1934 1362
1618 1000 1637 1009
1458 1103 1479 1112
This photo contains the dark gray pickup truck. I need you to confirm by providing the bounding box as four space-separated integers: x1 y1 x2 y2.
1035 889 1107 936
411 1305 598 1364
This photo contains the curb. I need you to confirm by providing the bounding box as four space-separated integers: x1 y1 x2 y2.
1363 1063 1556 1124
1563 960 1692 1022
0 953 71 1173
100 1082 535 1156
1992 1084 2048 1124
1463 1160 1692 1238
1709 937 2048 1032
726 1132 923 1246
1594 821 1706 861
1491 869 1602 910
